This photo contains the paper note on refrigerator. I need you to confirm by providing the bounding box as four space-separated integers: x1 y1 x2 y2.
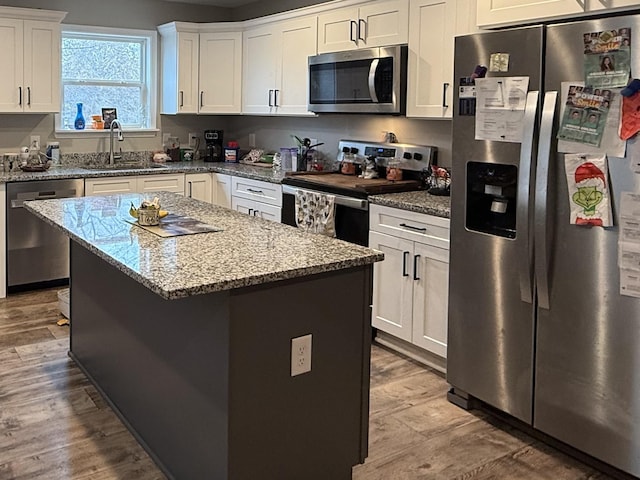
474 77 530 143
564 154 613 227
558 82 626 158
619 192 640 296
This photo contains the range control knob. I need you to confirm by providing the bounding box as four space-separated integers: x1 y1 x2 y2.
403 152 412 160
413 152 423 160
342 146 350 153
350 147 359 154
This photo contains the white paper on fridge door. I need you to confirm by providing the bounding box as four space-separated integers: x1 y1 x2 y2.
564 153 613 227
620 269 640 298
619 241 640 271
474 77 530 143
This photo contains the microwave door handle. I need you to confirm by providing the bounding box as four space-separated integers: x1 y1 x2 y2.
368 59 379 103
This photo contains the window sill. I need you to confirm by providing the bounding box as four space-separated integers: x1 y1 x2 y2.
54 128 159 139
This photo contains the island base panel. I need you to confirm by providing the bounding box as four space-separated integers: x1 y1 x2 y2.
70 242 372 480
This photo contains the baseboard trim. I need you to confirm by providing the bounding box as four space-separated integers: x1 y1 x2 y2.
374 331 446 375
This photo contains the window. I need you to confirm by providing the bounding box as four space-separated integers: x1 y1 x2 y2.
59 25 157 132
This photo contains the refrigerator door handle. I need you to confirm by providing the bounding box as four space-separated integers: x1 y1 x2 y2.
517 90 540 304
534 91 558 310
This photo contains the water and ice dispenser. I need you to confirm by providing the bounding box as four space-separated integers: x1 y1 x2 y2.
466 162 518 239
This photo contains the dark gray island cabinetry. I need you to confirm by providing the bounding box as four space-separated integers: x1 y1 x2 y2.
24 192 383 480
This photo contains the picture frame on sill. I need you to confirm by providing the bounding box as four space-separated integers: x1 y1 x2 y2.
102 108 117 129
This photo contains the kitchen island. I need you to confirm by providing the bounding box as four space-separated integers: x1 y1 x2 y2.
24 192 383 480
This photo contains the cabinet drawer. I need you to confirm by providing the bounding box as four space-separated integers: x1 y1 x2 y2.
137 174 185 195
231 176 282 207
370 204 449 249
85 177 137 196
232 196 282 223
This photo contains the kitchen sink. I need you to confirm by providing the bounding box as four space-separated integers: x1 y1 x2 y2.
81 163 169 171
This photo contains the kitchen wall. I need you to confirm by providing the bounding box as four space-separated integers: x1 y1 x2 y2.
227 115 453 167
230 0 332 21
0 0 454 168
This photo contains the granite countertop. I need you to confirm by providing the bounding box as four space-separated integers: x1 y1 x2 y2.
368 190 451 219
0 161 287 185
24 192 383 300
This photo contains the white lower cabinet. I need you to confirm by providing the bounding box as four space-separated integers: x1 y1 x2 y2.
185 173 212 203
213 173 232 208
369 204 450 360
231 176 282 222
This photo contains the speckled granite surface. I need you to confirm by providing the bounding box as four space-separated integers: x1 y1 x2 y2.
24 192 382 300
0 160 287 184
369 191 451 218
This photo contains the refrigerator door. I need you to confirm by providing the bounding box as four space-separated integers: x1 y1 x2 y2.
536 16 640 477
448 26 543 424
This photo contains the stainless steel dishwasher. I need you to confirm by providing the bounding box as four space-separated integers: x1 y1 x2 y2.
7 179 84 291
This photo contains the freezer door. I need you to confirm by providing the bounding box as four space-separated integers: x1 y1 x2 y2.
447 26 543 424
536 16 640 477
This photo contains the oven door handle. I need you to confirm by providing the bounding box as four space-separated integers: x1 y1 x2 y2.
282 185 368 210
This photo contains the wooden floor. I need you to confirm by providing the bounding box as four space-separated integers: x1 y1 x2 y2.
0 289 616 480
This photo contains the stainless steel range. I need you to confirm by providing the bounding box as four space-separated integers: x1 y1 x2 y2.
281 139 437 246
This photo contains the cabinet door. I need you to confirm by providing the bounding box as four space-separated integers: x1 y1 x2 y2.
275 17 317 115
0 18 23 113
359 0 409 48
137 174 185 195
411 242 449 358
213 173 232 208
477 0 583 28
243 26 277 114
85 177 137 196
317 7 359 53
369 231 414 342
199 31 242 114
24 20 60 113
232 196 281 223
186 173 212 203
587 0 640 11
407 0 455 118
177 32 199 114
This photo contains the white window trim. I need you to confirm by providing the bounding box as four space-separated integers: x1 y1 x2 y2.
55 24 159 138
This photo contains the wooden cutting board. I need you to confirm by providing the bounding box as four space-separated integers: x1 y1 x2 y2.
291 173 421 194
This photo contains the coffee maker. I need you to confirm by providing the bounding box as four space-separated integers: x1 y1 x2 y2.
204 130 223 162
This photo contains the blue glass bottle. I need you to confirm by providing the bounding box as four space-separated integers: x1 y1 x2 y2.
74 103 85 130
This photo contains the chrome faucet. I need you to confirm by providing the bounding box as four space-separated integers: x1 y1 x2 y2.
109 119 124 165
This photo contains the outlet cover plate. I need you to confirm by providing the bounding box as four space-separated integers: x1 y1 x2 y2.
291 334 312 376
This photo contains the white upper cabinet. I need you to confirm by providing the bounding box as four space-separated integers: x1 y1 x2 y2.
477 0 640 28
406 0 455 118
317 0 408 53
243 16 317 116
158 22 242 115
0 7 65 113
477 0 583 28
199 31 242 114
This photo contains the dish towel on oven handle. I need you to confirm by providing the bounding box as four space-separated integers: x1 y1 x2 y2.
294 189 336 237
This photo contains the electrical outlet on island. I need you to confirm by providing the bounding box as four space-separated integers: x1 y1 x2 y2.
291 334 312 377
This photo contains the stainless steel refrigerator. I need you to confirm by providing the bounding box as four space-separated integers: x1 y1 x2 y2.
448 15 640 477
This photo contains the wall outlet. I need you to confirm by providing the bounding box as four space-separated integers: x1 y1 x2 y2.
291 334 312 376
30 135 40 151
248 133 256 148
188 132 198 149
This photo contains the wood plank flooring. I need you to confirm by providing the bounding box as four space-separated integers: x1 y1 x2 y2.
0 288 617 480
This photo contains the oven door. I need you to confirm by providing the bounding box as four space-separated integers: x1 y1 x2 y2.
282 185 369 246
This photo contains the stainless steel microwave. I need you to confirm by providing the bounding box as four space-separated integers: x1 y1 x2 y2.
308 45 407 114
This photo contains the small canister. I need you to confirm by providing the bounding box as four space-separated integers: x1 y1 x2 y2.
224 141 239 163
137 208 160 226
386 161 403 181
46 142 60 164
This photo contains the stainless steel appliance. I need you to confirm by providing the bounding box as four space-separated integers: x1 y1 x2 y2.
282 139 436 245
308 46 407 114
448 16 640 477
204 129 223 162
7 179 84 291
